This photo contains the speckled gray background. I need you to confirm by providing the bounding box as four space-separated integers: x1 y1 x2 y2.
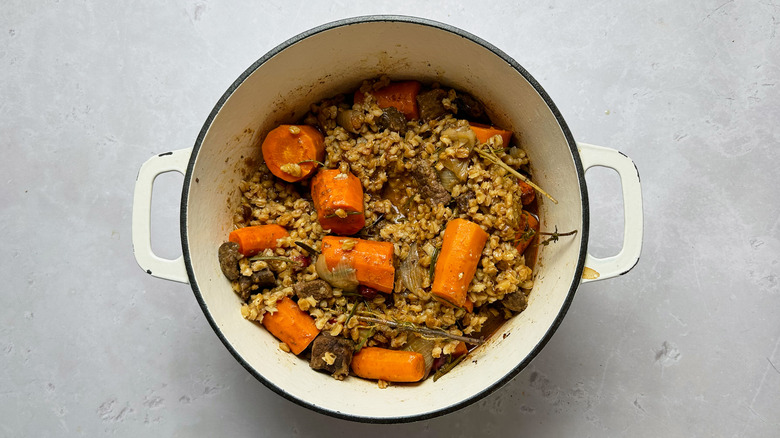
2 1 778 436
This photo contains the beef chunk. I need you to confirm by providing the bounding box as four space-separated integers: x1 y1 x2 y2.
251 268 276 289
218 242 242 281
309 333 355 380
455 190 476 213
237 268 277 300
502 291 528 312
294 279 333 302
237 277 252 298
376 106 407 134
241 205 253 223
416 88 448 120
410 159 451 206
454 92 487 122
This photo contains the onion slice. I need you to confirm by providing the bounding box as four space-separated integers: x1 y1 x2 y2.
399 243 427 299
440 157 470 181
315 254 358 292
438 168 459 192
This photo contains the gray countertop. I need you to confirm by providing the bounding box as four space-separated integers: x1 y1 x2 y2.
2 1 778 436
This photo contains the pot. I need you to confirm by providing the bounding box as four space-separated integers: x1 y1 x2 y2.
132 16 643 423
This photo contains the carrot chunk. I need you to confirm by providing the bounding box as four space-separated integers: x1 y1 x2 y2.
351 347 426 382
261 124 325 183
452 341 469 358
469 122 513 147
261 297 320 355
431 219 489 308
321 236 395 293
519 180 536 205
311 169 366 235
228 224 289 256
354 81 421 120
515 211 540 254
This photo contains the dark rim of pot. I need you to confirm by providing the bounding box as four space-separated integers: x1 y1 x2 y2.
180 14 589 424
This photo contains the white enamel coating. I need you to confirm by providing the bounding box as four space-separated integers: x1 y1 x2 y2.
132 148 191 284
578 142 644 282
131 18 644 422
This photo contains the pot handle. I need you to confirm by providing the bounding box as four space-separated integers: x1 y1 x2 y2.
577 142 643 283
131 148 192 284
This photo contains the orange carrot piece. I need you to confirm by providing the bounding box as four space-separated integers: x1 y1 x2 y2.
351 347 426 382
311 169 366 235
462 298 474 313
228 224 289 256
452 341 469 358
469 122 513 147
261 124 325 183
431 219 489 308
354 81 421 120
261 297 320 355
515 211 540 254
321 236 395 293
519 180 535 205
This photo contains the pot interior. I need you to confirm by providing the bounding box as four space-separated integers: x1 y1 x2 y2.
183 17 586 421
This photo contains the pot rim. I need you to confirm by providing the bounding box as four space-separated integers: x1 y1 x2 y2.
180 15 590 423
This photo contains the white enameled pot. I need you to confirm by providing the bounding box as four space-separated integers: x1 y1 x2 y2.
132 16 643 423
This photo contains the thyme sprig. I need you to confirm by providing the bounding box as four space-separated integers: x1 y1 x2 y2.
323 211 363 219
433 353 468 382
354 327 375 353
345 301 361 327
474 143 558 204
294 241 320 255
247 255 295 263
355 316 484 345
297 159 327 167
537 227 578 247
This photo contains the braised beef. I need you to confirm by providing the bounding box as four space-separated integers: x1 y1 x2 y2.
309 333 355 380
454 190 476 213
294 279 333 302
241 205 253 223
454 92 487 122
251 268 276 289
410 159 451 206
236 268 277 300
501 291 528 312
218 242 242 281
376 106 407 134
416 88 448 120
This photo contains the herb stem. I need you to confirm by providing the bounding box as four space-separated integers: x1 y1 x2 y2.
355 316 484 345
433 353 468 382
294 241 320 255
248 255 295 263
539 230 578 237
324 211 363 219
535 227 578 247
298 159 326 167
474 145 558 204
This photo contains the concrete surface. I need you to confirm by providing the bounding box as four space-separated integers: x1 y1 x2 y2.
1 0 778 436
